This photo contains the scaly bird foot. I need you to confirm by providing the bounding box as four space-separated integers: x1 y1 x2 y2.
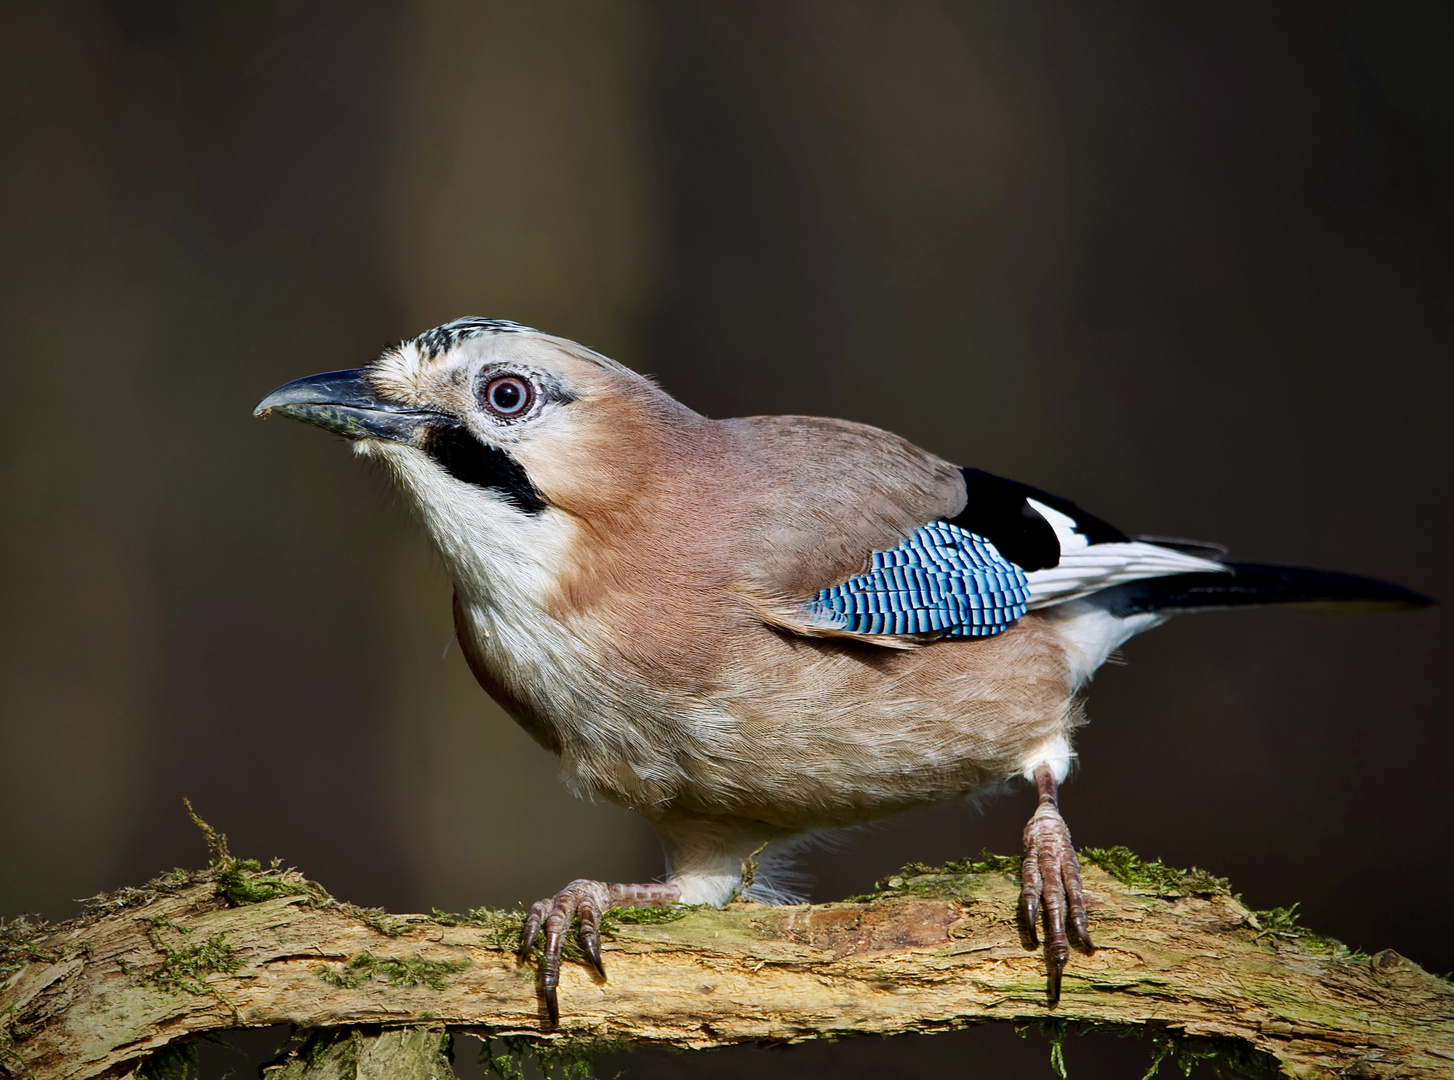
517 879 681 1024
1017 765 1093 1007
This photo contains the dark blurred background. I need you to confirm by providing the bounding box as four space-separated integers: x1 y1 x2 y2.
3 2 1451 1076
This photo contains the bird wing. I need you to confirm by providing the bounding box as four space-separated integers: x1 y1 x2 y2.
723 420 1222 647
798 519 1034 640
945 469 1224 608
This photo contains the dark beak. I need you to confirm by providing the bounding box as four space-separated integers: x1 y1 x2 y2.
253 369 441 443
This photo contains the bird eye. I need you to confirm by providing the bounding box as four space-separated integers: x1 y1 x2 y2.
481 374 534 418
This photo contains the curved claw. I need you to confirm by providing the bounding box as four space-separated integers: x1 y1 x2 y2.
516 879 611 1025
1018 842 1044 950
517 898 548 963
578 904 606 977
1018 767 1094 1007
1046 946 1068 1007
516 878 682 1025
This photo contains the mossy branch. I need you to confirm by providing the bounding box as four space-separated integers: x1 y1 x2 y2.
2 838 1451 1080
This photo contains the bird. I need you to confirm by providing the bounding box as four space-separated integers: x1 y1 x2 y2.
255 316 1429 1022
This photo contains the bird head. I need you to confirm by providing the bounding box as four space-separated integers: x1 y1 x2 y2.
254 318 703 602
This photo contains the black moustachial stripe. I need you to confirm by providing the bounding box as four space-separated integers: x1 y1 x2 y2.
947 468 1129 572
425 424 546 514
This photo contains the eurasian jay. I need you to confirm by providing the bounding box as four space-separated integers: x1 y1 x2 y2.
256 317 1428 1021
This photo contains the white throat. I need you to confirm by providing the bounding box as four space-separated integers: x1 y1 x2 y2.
359 441 659 800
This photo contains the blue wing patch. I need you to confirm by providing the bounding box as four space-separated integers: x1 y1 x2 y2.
805 521 1030 638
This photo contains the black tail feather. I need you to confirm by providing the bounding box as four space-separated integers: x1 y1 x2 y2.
1099 562 1433 618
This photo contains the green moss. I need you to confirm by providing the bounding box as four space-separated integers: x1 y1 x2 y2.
342 905 410 938
1137 1028 1282 1080
844 849 1022 902
212 859 311 907
1080 846 1229 896
260 1028 366 1076
478 1035 628 1080
178 800 321 910
603 903 705 929
729 841 772 902
1029 1020 1070 1079
431 904 508 929
1240 902 1363 960
431 906 526 953
1016 1022 1281 1080
899 850 1024 879
1248 902 1301 932
0 918 72 983
132 918 243 996
68 869 210 932
477 1037 530 1080
429 906 486 927
218 862 309 905
432 901 702 970
318 951 469 991
183 798 232 865
486 909 529 953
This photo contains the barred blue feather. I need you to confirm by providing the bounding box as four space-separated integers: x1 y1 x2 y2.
806 521 1031 638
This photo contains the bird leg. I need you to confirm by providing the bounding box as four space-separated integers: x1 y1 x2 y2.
1017 764 1093 1006
517 879 682 1024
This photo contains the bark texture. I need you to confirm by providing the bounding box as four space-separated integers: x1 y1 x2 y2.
3 856 1451 1080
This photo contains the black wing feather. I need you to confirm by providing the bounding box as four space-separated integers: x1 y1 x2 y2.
947 468 1129 572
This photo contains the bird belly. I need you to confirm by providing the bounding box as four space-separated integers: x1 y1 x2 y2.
458 591 1079 833
662 617 1080 830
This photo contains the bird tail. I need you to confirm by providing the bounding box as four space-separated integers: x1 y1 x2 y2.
1096 561 1432 618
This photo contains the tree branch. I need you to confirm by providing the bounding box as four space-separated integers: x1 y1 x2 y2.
3 853 1451 1080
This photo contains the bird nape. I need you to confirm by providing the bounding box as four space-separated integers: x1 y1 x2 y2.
255 317 1430 1023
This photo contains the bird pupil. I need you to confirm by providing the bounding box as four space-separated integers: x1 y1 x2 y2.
493 382 521 410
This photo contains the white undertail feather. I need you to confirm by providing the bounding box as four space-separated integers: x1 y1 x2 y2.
1021 498 1225 684
1017 731 1075 784
659 820 809 905
1042 600 1169 690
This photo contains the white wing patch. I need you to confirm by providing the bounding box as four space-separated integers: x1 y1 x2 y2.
1025 540 1226 609
1025 498 1090 552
